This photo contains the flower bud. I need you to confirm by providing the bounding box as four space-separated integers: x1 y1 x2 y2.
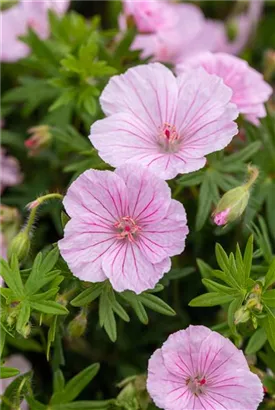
213 165 259 226
25 125 51 156
21 323 31 339
7 230 31 262
234 306 250 325
67 309 87 338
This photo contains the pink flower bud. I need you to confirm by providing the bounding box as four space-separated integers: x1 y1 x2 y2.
213 208 230 226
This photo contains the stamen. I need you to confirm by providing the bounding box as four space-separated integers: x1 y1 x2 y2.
114 216 141 242
158 123 181 153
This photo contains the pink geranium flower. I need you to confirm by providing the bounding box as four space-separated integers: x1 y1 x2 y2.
89 63 238 180
0 0 69 62
147 325 263 410
58 164 188 293
177 52 272 126
120 1 221 64
0 354 32 410
0 148 23 193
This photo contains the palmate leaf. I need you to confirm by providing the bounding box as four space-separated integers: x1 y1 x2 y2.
71 280 175 341
189 238 253 309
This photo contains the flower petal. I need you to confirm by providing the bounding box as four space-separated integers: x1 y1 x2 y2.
102 240 170 293
63 169 128 223
138 199 188 263
115 164 171 223
100 63 178 126
58 218 116 282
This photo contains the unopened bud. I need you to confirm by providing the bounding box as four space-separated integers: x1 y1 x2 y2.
25 125 51 156
21 323 31 338
7 230 31 262
234 306 250 325
213 165 259 226
67 309 87 338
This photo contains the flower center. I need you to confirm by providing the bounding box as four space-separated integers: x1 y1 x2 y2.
114 216 141 242
158 123 181 153
186 376 207 396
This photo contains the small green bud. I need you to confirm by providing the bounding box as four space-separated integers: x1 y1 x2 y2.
7 231 31 262
67 309 87 338
213 165 259 226
234 306 250 325
21 323 31 339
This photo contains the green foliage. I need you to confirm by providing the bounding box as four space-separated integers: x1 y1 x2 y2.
0 247 67 338
71 281 175 342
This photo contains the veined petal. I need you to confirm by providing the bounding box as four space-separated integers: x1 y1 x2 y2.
63 169 128 223
115 164 171 223
100 63 178 126
102 241 170 293
139 200 188 263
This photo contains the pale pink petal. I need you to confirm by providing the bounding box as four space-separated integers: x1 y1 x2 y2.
147 348 193 410
177 53 272 126
138 200 188 263
147 325 263 410
100 63 178 125
176 68 238 158
63 169 128 223
115 164 171 223
89 112 157 168
58 218 115 282
102 241 170 293
206 369 264 410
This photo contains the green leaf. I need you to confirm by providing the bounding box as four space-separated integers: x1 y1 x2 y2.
264 258 275 290
215 243 230 272
26 396 47 410
177 170 204 187
202 279 237 295
62 363 100 403
262 308 275 352
222 141 262 168
109 291 130 322
30 300 68 315
197 259 212 279
1 371 32 410
99 291 117 342
120 292 148 324
245 328 267 354
0 330 6 356
195 175 214 231
0 257 24 297
138 293 176 316
53 369 65 393
30 288 60 301
71 283 104 307
47 316 57 360
262 290 275 307
40 247 60 275
0 367 20 379
189 292 234 307
243 235 253 285
16 303 31 334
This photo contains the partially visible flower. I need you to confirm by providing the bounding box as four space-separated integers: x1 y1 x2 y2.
25 125 51 156
58 164 188 293
215 0 264 56
213 165 259 226
0 148 23 193
0 354 31 410
177 52 272 126
120 1 223 64
0 0 69 62
89 63 238 180
147 325 263 410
